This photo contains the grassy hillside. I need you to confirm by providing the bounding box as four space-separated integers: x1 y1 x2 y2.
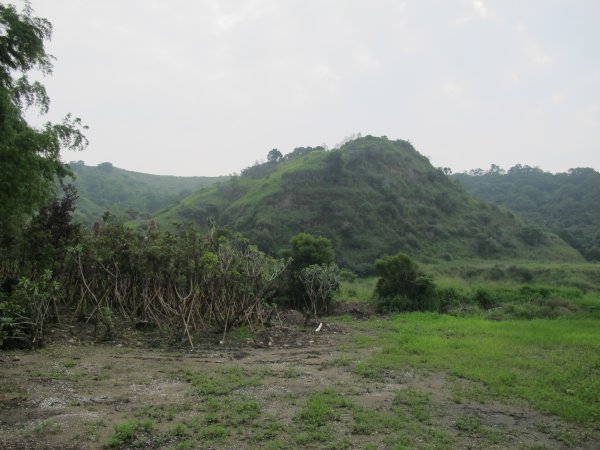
157 136 581 273
66 161 227 224
453 166 600 260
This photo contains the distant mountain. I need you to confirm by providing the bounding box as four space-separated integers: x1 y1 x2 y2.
66 161 227 224
156 136 581 273
453 165 600 261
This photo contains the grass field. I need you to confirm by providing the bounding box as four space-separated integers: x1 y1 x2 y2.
349 314 600 425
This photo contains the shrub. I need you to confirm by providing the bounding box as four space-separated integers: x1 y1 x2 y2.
373 253 437 312
284 232 339 315
471 288 497 309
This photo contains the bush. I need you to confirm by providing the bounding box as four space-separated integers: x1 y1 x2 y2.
284 232 339 315
373 253 437 312
436 286 466 312
471 288 497 309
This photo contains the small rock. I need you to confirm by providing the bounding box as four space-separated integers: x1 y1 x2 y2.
12 356 20 362
116 343 123 348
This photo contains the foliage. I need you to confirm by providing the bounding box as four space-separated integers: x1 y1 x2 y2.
67 161 227 225
298 264 340 316
0 2 87 249
283 232 338 314
158 136 582 272
0 295 27 349
373 253 436 312
454 165 600 260
68 223 287 344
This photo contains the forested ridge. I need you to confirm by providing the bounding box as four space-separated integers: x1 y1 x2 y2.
453 165 600 261
67 161 227 224
156 136 581 274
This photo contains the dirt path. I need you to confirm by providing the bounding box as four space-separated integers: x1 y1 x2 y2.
0 319 595 449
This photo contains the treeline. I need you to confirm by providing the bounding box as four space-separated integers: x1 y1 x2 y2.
0 185 346 348
453 165 600 261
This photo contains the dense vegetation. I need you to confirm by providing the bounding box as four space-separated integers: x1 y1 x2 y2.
0 4 336 349
157 136 581 274
453 165 600 261
67 161 227 225
0 3 87 251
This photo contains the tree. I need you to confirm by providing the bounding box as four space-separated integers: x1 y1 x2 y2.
0 3 87 249
267 148 283 163
288 232 335 272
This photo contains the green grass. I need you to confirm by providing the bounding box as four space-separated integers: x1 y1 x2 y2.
355 313 600 424
295 389 353 428
183 366 260 396
105 419 154 448
393 387 432 422
336 277 377 302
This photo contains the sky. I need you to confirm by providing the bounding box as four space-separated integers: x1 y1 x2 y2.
14 0 600 176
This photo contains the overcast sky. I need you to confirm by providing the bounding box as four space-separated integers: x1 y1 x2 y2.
16 0 600 176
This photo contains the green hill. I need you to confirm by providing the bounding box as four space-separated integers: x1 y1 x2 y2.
156 136 581 274
66 161 227 224
453 165 600 261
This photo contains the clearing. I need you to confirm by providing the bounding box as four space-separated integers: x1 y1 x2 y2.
0 311 598 449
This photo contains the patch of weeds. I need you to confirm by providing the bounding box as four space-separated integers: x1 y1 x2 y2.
234 399 260 423
172 440 194 450
294 426 333 445
184 366 260 396
351 408 402 435
198 424 230 440
534 421 551 434
550 428 578 448
354 334 376 347
205 412 219 424
34 419 61 436
170 422 190 438
78 419 105 443
321 356 353 369
229 324 254 340
136 404 177 422
322 437 352 449
296 389 353 429
282 365 303 378
454 413 482 433
204 397 220 413
256 367 276 378
63 359 77 368
451 378 491 404
252 416 284 442
352 362 384 380
262 439 290 450
393 387 432 422
105 419 154 448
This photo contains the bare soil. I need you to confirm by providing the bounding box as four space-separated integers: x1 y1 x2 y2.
0 312 596 449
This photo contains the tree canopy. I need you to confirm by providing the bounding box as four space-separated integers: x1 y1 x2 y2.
0 2 87 247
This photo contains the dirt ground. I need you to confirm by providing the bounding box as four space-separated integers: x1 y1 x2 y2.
0 310 596 449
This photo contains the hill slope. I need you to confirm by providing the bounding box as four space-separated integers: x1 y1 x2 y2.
452 166 600 261
157 137 581 273
67 161 227 224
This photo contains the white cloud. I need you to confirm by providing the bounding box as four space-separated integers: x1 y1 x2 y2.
472 0 487 18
